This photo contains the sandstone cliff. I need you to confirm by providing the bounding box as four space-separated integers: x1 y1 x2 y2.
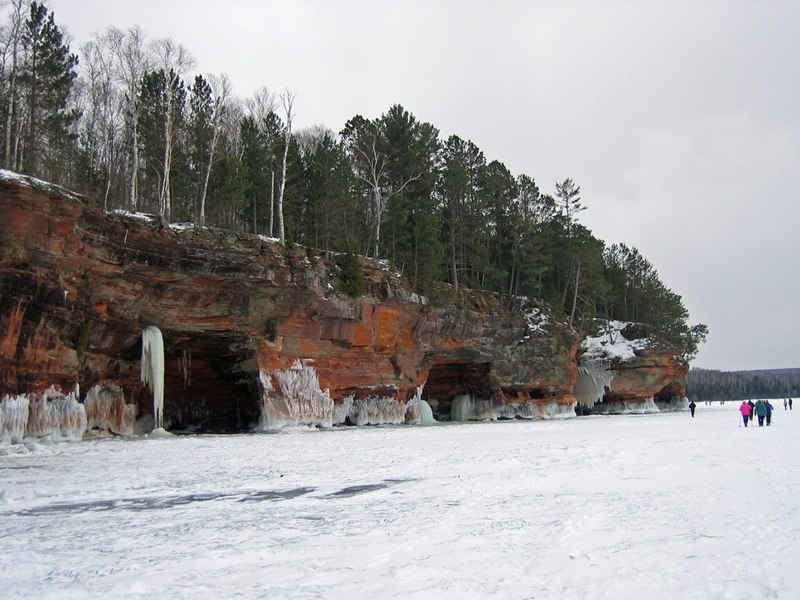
0 171 686 435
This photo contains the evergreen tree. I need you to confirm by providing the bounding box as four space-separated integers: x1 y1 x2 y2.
17 1 78 182
602 243 707 359
137 68 187 217
379 105 442 290
300 131 362 254
437 135 488 291
480 159 518 295
510 174 556 299
187 74 230 224
239 110 283 235
555 178 584 234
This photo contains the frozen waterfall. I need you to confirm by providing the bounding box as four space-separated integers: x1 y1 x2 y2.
574 359 614 409
451 394 473 422
419 399 437 425
141 326 165 431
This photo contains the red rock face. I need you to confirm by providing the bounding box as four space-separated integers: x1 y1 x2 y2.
607 349 689 405
1 173 582 431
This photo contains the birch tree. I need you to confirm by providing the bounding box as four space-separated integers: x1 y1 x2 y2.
242 87 278 235
106 25 149 210
0 0 31 171
150 37 194 220
78 33 125 207
190 72 230 226
341 114 421 258
276 88 294 242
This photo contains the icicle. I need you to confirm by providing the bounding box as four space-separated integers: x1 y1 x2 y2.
333 396 354 425
451 394 473 422
348 396 407 426
141 326 165 431
538 401 578 420
574 358 614 409
1 394 30 444
179 348 191 388
85 383 137 436
48 386 87 441
451 394 552 422
25 389 55 437
591 397 660 415
258 360 334 431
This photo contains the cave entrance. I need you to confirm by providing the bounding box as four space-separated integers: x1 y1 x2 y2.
654 381 686 411
422 359 494 421
130 329 261 433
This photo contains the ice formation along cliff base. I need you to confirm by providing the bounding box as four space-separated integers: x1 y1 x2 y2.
0 386 87 444
257 360 432 431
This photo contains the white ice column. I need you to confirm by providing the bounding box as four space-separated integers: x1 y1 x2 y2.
141 326 165 430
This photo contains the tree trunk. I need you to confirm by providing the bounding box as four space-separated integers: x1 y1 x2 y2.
372 186 382 258
197 111 220 226
269 170 274 237
3 0 24 171
277 92 294 242
160 88 173 219
129 109 139 210
569 259 582 328
449 218 459 291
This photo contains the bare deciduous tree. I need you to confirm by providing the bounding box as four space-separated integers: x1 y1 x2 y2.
196 73 231 226
151 37 195 220
0 0 31 170
276 88 295 242
106 25 150 210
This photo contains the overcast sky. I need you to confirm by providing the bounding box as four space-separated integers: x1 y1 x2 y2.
39 0 800 371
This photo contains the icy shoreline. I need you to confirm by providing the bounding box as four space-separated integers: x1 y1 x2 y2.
2 403 798 599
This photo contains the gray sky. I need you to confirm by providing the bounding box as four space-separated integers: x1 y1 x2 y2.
44 0 800 371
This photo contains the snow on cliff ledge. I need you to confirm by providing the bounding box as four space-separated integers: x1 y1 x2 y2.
580 321 650 363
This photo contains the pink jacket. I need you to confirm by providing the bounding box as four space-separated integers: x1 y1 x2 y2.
740 402 752 416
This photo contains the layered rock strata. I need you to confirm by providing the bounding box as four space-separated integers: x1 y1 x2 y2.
1 171 599 433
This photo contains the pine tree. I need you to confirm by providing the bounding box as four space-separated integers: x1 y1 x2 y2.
18 1 78 181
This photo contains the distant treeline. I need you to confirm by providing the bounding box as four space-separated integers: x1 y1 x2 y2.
687 368 800 402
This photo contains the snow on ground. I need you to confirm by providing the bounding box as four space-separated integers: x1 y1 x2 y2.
1 403 799 599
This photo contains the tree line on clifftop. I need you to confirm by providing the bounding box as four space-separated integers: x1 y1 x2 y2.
0 2 707 359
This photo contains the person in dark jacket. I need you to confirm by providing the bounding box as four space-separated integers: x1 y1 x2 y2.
755 400 767 426
688 400 696 417
765 400 774 426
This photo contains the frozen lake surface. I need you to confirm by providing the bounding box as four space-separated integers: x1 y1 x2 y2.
2 402 799 599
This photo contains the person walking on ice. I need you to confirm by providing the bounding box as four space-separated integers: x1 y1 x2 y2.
765 400 774 426
689 400 696 417
740 400 752 427
755 400 767 426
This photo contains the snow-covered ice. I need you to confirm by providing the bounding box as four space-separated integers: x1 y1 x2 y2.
1 403 798 599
